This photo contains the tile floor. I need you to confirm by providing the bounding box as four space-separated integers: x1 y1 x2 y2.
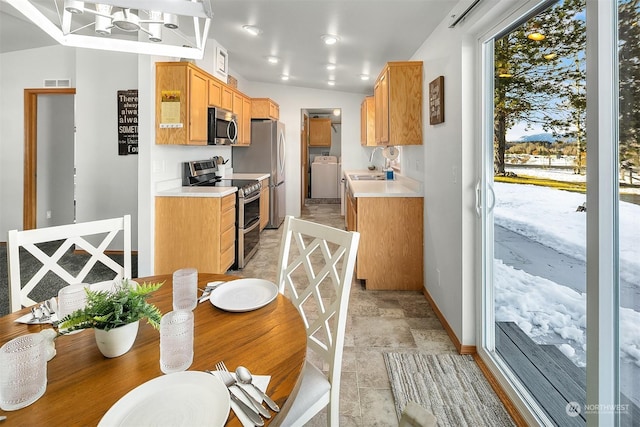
228 203 458 426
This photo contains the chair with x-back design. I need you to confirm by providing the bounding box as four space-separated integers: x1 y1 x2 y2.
7 215 131 313
275 215 360 427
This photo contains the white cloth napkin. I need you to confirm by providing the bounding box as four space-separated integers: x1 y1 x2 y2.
210 371 271 427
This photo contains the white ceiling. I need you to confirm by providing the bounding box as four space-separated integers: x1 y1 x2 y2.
0 0 458 94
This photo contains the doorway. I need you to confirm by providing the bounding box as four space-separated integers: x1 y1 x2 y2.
23 88 76 230
300 108 342 205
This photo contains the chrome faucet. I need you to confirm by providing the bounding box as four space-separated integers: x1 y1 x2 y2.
369 147 384 169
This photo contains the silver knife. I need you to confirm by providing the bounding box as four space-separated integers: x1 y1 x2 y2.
232 384 271 419
229 390 265 426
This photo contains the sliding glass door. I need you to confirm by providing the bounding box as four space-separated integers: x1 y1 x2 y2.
480 0 638 425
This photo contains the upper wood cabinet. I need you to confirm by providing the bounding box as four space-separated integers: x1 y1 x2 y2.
309 117 332 147
156 62 210 145
233 90 251 146
156 62 257 146
374 61 423 146
360 96 376 146
252 98 280 120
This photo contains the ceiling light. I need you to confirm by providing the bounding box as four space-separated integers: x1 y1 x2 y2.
321 34 340 45
7 0 213 59
326 63 336 70
328 80 336 86
242 25 262 36
360 74 370 81
267 56 279 64
281 74 290 81
333 109 341 116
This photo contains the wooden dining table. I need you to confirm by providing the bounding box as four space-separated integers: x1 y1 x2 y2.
0 273 308 426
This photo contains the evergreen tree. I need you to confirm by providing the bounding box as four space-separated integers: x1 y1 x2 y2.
494 0 586 175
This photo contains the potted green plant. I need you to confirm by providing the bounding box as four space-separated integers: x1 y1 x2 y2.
58 279 164 358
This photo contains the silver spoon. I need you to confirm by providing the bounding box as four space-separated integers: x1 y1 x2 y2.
235 366 280 412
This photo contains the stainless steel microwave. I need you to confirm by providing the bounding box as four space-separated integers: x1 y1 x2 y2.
208 107 238 145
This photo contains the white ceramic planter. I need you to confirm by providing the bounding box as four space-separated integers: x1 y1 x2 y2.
94 321 139 358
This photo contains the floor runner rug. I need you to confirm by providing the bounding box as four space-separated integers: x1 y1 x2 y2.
384 352 515 426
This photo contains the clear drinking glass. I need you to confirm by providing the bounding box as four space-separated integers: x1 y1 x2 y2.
159 310 194 374
0 333 47 411
172 268 198 311
57 283 88 320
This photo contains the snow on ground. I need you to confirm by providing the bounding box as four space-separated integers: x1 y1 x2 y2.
493 179 640 372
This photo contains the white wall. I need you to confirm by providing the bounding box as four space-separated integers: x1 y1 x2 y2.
0 45 76 237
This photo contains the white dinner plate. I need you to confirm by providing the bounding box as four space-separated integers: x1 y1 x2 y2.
209 278 278 312
98 371 230 427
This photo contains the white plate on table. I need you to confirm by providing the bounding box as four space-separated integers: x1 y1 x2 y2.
209 278 278 312
98 371 230 427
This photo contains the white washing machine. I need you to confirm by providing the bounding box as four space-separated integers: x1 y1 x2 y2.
311 156 338 198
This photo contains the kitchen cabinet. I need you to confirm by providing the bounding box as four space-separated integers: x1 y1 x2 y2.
360 96 376 146
346 184 423 290
233 91 251 146
259 178 270 231
374 61 423 146
252 98 280 120
154 194 236 274
156 62 210 145
309 117 332 147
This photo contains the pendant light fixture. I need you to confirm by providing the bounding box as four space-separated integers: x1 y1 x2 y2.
6 0 213 59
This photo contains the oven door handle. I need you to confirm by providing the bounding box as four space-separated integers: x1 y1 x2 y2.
243 216 261 232
243 191 261 204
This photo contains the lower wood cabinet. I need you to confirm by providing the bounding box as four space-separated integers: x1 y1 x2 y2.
259 178 270 231
347 191 423 290
155 194 236 274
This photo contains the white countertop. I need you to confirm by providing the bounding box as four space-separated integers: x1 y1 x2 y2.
156 186 237 198
230 173 270 181
345 170 423 198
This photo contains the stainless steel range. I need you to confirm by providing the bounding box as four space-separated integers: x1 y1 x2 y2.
183 159 261 269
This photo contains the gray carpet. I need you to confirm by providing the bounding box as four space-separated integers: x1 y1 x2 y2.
0 242 137 316
384 352 515 426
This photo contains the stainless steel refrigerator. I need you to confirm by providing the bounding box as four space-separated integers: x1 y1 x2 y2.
232 119 286 229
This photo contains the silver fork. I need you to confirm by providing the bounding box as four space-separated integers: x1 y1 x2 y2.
216 361 271 419
208 367 264 426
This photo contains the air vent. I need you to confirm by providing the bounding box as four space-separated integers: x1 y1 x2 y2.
43 79 72 88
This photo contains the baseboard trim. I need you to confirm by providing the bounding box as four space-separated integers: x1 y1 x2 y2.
473 353 529 427
421 287 476 355
420 287 527 427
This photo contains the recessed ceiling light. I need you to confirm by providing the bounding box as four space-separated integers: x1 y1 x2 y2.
242 25 262 36
333 109 341 116
328 80 335 86
281 74 290 81
360 74 370 81
321 34 340 45
326 63 336 70
267 56 279 64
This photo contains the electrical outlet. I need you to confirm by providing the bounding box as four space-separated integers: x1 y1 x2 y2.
436 268 441 287
46 210 52 219
452 165 457 183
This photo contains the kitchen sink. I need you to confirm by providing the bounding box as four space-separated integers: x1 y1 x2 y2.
349 174 386 181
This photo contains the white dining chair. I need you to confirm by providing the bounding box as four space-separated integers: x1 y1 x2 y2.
7 215 132 312
275 215 360 427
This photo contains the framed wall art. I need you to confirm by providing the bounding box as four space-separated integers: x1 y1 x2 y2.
429 76 445 125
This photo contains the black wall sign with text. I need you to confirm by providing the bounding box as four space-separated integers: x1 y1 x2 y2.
118 89 138 155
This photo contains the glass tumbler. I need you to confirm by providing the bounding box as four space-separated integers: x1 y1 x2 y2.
159 310 194 374
57 283 88 320
0 333 47 411
172 268 198 311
